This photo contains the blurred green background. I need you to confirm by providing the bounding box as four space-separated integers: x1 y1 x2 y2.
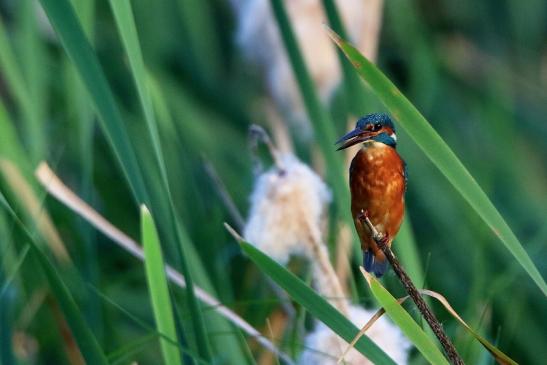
0 0 545 364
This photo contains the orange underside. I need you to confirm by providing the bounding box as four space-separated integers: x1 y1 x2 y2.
349 143 406 263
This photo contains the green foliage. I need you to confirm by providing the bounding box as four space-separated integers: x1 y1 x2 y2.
141 205 183 365
0 193 109 365
0 0 544 363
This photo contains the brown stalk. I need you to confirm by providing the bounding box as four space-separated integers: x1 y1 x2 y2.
359 211 464 365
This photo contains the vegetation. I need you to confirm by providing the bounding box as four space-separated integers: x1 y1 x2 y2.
0 0 545 364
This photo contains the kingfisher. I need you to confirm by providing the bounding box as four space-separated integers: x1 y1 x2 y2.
336 113 406 277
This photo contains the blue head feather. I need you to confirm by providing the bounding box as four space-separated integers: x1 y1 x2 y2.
356 114 397 147
356 113 395 131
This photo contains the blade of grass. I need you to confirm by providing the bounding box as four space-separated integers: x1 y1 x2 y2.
321 0 373 116
0 100 29 171
228 227 396 365
0 15 41 162
38 0 148 203
0 193 109 365
107 1 213 359
0 267 15 365
175 0 221 84
64 0 101 341
0 245 29 300
89 285 210 365
141 205 183 365
362 269 450 365
16 0 48 162
107 333 159 365
107 0 165 186
327 28 547 296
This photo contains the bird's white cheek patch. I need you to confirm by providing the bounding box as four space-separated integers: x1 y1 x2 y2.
390 133 397 142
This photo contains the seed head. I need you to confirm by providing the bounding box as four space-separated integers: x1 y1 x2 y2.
243 154 331 265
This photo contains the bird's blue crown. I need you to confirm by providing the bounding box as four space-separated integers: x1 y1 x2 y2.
356 113 395 131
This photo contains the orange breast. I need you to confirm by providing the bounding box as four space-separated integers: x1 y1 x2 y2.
349 142 406 257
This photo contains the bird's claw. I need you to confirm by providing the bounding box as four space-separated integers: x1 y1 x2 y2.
377 234 390 247
357 209 370 222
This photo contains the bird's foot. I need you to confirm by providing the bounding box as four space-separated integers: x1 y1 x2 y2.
377 234 390 248
357 209 370 222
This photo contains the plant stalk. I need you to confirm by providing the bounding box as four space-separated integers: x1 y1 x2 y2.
359 212 464 365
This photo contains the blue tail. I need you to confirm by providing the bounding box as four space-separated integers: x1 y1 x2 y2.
363 251 389 278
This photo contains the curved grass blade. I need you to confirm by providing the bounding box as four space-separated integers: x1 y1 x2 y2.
362 269 450 365
141 205 183 365
0 193 109 365
228 227 396 365
327 28 547 296
420 289 517 365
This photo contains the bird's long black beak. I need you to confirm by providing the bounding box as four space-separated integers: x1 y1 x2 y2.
335 128 369 150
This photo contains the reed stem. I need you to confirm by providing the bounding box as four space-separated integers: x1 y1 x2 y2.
359 210 464 365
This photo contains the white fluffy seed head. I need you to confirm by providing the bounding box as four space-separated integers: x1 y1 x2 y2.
299 305 412 365
243 154 331 264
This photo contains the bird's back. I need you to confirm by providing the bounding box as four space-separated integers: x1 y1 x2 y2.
349 141 406 276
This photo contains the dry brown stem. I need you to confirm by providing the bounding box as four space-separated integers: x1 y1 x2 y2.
358 210 464 365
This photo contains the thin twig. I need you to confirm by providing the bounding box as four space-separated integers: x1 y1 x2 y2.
358 210 464 365
202 158 245 231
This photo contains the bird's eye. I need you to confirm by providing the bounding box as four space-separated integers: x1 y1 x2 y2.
373 123 381 131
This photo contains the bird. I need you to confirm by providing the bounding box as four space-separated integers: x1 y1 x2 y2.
336 113 407 277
